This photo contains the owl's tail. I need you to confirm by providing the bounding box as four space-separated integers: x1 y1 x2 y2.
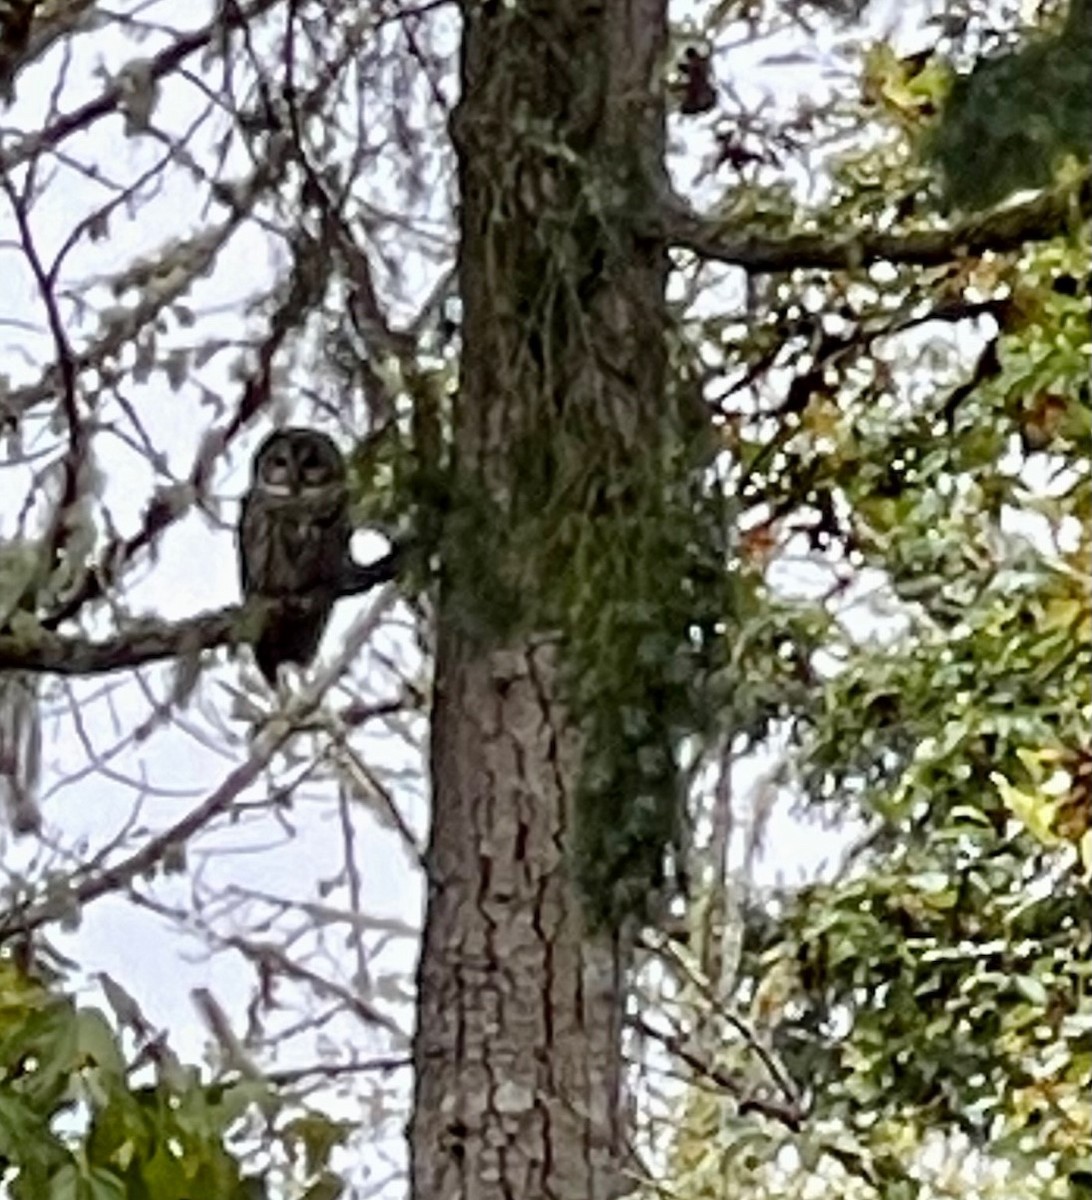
253 597 335 684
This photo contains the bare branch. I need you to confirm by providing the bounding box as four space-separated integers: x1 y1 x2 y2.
0 586 398 943
657 170 1092 274
263 1056 412 1086
0 167 89 577
0 549 404 676
0 0 285 173
213 932 409 1044
632 1015 806 1132
642 928 803 1114
0 186 273 431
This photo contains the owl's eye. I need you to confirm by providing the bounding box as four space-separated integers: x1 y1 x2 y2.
262 452 292 486
298 448 331 485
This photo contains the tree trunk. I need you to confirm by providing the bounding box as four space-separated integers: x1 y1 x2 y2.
410 3 668 1198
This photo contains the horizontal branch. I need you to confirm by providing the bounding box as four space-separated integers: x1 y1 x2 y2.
658 171 1091 273
0 550 403 677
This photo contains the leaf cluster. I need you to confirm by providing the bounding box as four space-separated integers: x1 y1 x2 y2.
926 0 1092 209
0 958 347 1200
656 3 1091 1192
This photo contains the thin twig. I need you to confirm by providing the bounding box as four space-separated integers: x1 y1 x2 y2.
0 586 399 944
632 1015 806 1132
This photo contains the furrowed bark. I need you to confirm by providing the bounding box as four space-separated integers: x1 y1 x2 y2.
409 2 670 1198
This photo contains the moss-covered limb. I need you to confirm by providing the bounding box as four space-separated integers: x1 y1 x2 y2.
658 168 1091 273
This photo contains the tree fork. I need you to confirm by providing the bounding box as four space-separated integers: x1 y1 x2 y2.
409 2 669 1198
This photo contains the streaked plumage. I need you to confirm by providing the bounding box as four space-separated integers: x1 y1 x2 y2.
0 671 40 834
238 428 350 683
0 538 43 834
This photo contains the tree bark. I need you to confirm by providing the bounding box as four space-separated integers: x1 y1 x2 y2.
410 2 669 1198
413 641 628 1199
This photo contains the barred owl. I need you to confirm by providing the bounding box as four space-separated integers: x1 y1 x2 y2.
238 428 350 684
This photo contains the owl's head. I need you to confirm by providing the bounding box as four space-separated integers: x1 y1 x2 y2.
251 428 346 497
